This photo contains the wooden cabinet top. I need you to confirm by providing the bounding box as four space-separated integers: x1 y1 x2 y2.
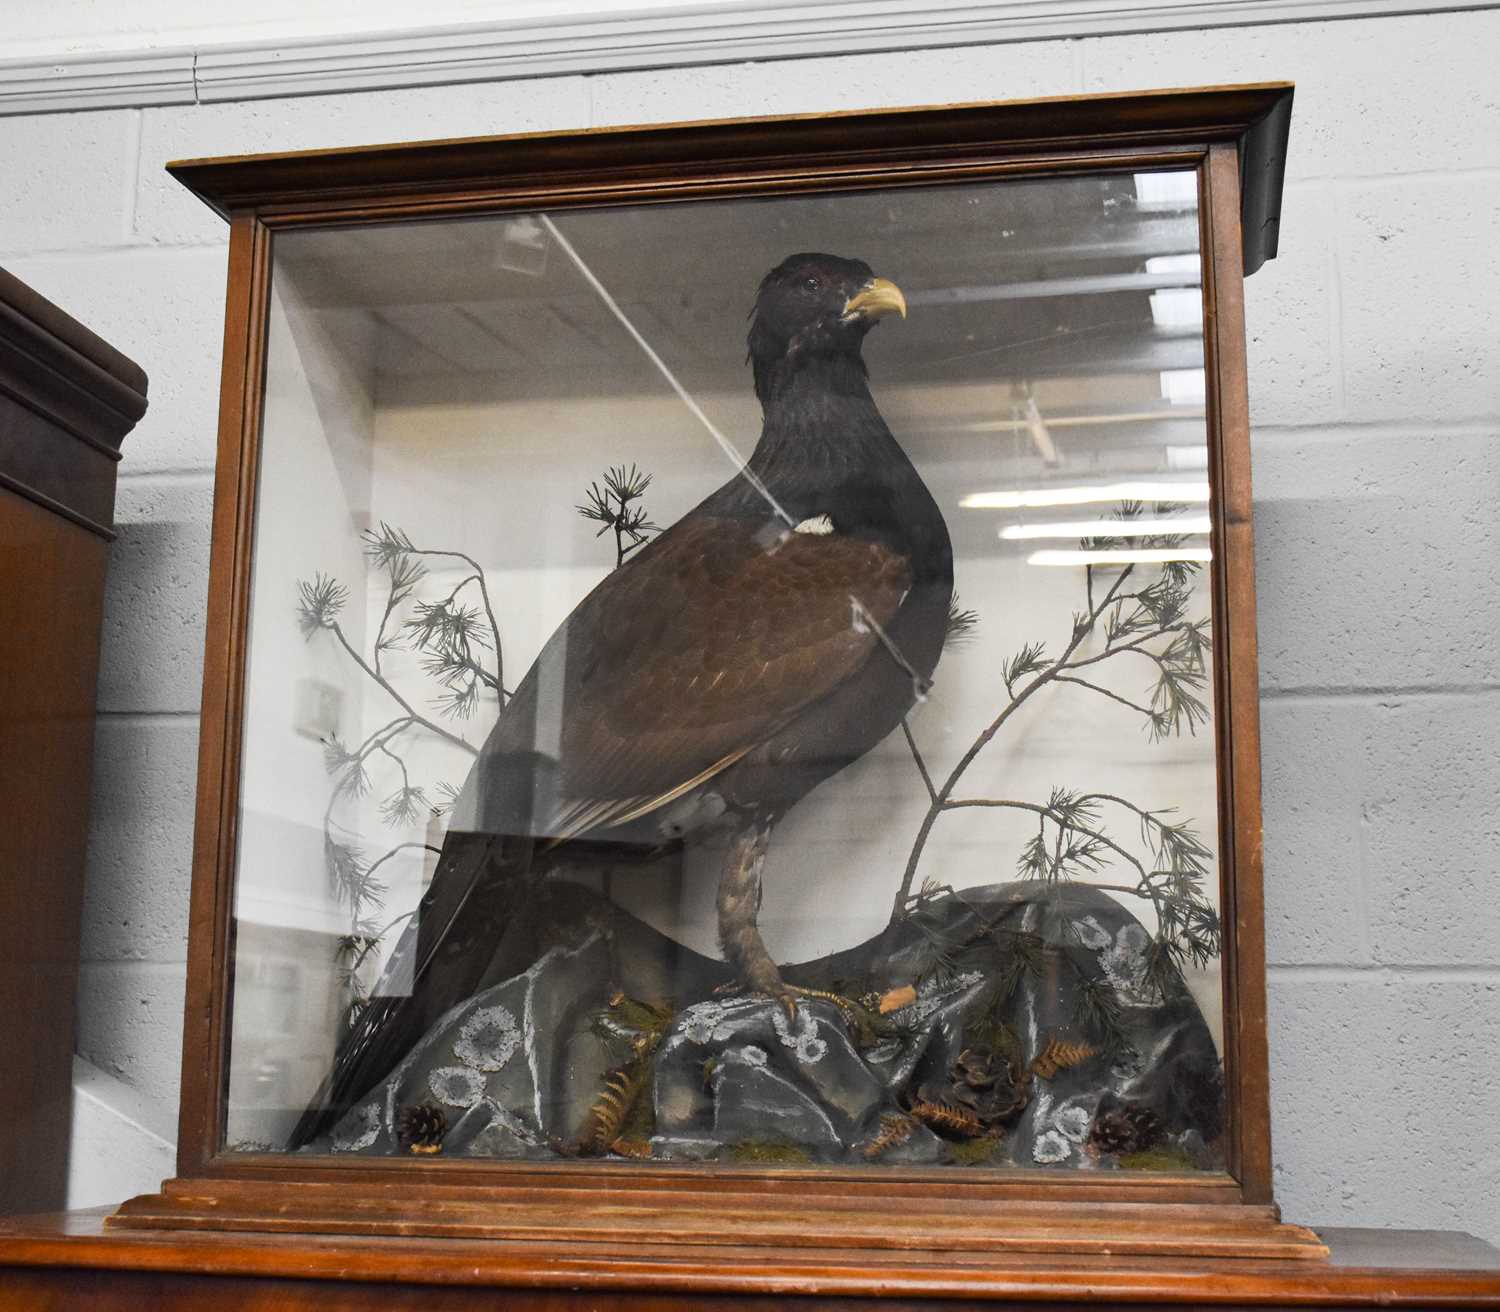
0 266 147 536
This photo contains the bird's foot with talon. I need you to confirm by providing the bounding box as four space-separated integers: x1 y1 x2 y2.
714 979 861 1024
713 976 798 1021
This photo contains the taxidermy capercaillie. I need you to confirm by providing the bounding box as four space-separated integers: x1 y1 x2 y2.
290 253 954 1147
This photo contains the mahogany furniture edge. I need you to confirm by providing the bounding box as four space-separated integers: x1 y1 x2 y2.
0 273 146 1218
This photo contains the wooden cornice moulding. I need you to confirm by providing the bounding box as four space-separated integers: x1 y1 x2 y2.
164 85 1294 275
0 268 148 538
0 0 1481 117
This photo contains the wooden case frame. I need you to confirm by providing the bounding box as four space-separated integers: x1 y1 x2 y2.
113 83 1319 1264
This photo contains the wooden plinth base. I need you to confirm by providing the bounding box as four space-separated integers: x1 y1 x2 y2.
6 1212 1500 1309
109 1175 1327 1261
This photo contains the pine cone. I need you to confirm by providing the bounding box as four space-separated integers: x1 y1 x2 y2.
948 1049 1026 1127
397 1103 448 1154
1088 1104 1163 1156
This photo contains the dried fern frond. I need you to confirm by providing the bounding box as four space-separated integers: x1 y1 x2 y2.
861 1113 917 1160
578 1065 643 1156
909 1096 985 1139
1030 1037 1099 1081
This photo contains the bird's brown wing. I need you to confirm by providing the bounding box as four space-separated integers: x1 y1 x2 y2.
538 513 912 839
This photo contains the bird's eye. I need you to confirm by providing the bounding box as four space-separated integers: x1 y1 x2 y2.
802 276 821 292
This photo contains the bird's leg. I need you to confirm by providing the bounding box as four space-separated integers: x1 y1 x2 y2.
716 819 796 1017
715 821 867 1024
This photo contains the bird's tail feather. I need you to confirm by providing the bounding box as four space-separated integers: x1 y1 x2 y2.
286 825 533 1148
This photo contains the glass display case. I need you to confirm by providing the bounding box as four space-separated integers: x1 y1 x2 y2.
114 84 1319 1260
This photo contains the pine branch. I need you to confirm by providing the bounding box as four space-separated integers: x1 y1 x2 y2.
942 797 1149 887
1001 641 1049 697
1147 661 1210 741
944 596 980 650
577 463 660 568
370 552 427 675
404 598 491 653
298 565 481 756
296 573 349 638
929 788 1220 978
892 560 1138 919
1063 626 1194 674
361 522 416 571
433 676 482 721
325 619 476 756
300 542 492 968
321 734 371 799
365 841 442 885
889 497 1224 988
900 718 938 804
1053 674 1157 720
363 524 506 703
1017 819 1050 882
348 907 420 976
379 782 428 828
1073 969 1129 1051
324 836 386 916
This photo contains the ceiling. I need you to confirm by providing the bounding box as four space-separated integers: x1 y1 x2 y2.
274 170 1208 482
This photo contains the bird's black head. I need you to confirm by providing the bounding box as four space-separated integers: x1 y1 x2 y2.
747 253 907 403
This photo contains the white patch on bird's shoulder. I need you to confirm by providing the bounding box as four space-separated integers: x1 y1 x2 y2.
793 513 835 536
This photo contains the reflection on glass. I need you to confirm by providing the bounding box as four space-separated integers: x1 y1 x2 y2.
225 171 1223 1173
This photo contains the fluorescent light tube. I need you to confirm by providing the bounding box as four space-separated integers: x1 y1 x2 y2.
1166 444 1210 470
960 481 1211 510
1160 368 1207 406
1134 172 1199 210
1028 547 1213 566
1145 254 1202 275
1001 516 1212 541
1150 287 1203 329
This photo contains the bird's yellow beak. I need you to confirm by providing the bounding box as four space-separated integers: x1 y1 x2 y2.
842 277 907 322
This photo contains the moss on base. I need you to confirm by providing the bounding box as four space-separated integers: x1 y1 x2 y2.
726 1141 814 1165
1118 1145 1198 1172
945 1134 1006 1167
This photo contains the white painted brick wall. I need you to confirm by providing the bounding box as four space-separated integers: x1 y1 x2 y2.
2 7 1496 1241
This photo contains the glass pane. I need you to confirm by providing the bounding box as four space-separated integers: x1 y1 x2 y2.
225 169 1223 1174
